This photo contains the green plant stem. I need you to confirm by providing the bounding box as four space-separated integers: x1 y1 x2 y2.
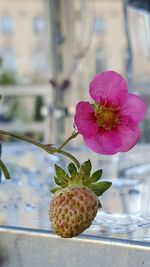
51 147 80 169
57 131 79 150
0 159 11 179
0 130 46 150
0 130 80 169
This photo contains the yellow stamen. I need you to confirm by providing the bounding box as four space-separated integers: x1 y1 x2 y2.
96 105 119 130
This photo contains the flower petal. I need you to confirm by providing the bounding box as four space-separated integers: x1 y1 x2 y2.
89 71 128 106
120 94 147 123
74 101 99 137
83 129 122 155
116 118 141 152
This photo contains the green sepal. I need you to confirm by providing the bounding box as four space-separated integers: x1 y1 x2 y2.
54 176 66 187
91 102 99 112
91 104 95 109
55 164 69 183
79 160 92 177
68 162 77 177
90 169 103 183
89 181 112 196
84 169 103 186
51 187 61 193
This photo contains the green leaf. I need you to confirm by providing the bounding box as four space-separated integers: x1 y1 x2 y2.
89 181 112 196
68 162 77 177
90 169 103 183
51 187 61 193
0 159 11 179
55 164 69 183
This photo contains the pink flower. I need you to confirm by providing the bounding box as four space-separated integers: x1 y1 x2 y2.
74 71 147 155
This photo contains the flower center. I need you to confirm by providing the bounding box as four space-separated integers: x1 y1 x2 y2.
95 105 119 130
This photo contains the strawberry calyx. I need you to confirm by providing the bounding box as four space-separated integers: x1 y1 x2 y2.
51 160 112 196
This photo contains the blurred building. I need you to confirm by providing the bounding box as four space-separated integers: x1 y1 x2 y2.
51 0 127 143
0 0 53 143
0 0 51 84
125 1 150 142
1 0 148 146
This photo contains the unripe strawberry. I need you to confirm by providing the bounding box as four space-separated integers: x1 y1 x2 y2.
50 186 100 238
49 160 111 238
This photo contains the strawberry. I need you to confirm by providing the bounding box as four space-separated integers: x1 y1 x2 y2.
49 160 111 238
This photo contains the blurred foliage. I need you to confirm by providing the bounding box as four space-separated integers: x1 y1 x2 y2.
34 96 44 121
0 71 17 85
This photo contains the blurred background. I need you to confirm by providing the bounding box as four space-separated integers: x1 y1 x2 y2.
0 0 149 145
1 0 150 239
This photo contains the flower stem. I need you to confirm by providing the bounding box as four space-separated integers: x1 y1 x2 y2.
50 147 80 169
57 131 79 150
0 130 80 170
0 130 48 150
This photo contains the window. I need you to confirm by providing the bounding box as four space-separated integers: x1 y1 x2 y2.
95 47 106 73
1 48 16 71
96 58 106 73
93 17 106 34
33 48 46 73
56 53 63 72
0 16 13 33
33 16 45 33
54 0 61 9
54 20 64 44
